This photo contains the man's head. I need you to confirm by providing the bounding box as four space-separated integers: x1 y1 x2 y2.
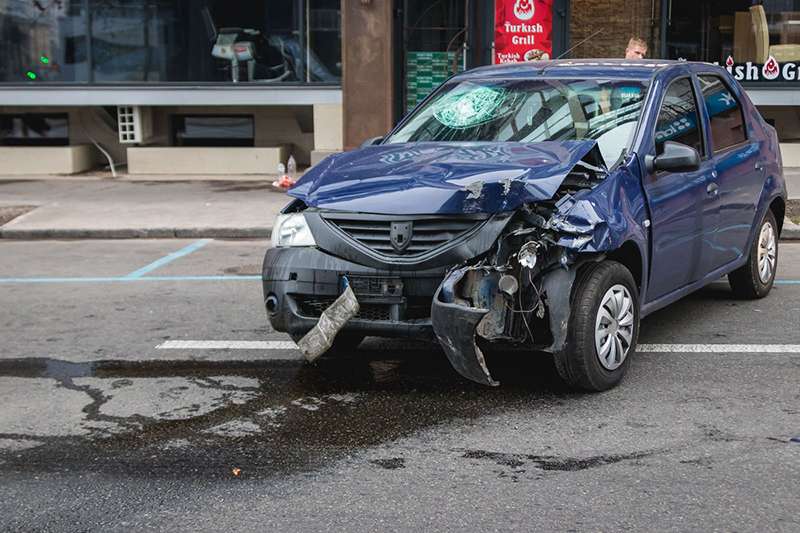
625 37 648 59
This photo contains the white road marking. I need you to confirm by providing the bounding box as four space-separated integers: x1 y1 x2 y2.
157 340 298 350
638 344 800 353
156 341 800 354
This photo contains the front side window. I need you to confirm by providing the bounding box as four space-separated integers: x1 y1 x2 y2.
654 78 703 156
386 78 649 167
698 75 747 152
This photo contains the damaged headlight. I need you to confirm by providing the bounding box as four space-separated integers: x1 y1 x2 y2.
271 213 316 248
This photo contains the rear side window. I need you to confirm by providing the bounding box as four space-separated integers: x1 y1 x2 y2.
698 75 747 153
655 78 703 156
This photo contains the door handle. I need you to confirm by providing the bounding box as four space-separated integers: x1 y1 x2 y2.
755 162 764 172
707 182 719 195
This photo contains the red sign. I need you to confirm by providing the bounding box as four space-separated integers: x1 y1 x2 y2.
724 55 800 82
494 0 553 64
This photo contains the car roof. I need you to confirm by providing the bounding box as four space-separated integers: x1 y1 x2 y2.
458 59 718 82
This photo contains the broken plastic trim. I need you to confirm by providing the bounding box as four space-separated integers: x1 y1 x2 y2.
296 281 360 362
431 267 499 387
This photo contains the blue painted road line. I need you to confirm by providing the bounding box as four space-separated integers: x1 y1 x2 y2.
0 275 261 284
124 239 212 279
775 280 800 285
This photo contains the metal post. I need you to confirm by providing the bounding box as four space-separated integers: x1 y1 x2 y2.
306 0 311 83
463 0 469 69
85 0 94 83
660 0 668 58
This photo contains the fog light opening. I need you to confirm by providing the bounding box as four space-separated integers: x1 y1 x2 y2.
265 294 279 314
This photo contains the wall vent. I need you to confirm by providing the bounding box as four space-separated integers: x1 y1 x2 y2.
117 106 153 144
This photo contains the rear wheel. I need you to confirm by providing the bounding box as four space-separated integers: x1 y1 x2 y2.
554 261 640 392
728 210 778 299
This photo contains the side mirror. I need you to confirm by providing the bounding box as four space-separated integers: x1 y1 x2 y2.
645 141 701 173
360 136 384 148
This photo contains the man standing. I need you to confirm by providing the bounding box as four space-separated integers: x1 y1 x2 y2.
625 37 648 59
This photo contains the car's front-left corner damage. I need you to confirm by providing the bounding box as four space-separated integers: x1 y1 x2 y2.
430 148 647 386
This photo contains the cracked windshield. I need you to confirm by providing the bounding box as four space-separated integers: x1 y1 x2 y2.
387 78 649 167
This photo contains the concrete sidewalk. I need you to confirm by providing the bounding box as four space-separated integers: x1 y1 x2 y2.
0 173 798 240
0 179 289 239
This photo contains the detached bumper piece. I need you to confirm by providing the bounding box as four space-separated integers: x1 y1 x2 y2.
431 267 499 387
296 283 360 362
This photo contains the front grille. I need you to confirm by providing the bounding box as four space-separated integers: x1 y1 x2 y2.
295 296 392 321
294 295 433 322
405 296 433 320
322 214 486 257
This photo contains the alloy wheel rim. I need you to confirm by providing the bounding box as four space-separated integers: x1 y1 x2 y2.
594 284 634 371
757 221 777 284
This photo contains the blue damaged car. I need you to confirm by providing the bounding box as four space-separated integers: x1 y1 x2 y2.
262 59 787 391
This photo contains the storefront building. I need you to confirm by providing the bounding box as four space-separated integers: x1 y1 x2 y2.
2 1 800 175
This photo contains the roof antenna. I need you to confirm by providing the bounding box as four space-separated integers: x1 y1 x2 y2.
556 29 604 60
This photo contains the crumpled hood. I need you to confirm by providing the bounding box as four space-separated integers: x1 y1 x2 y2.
289 141 600 215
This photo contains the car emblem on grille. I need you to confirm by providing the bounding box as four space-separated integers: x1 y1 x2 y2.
390 221 413 253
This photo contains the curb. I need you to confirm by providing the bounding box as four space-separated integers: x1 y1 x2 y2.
783 217 800 240
0 227 272 240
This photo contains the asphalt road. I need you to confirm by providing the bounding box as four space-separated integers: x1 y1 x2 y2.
0 239 798 532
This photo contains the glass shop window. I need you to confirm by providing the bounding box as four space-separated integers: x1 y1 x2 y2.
172 115 255 147
654 78 704 156
0 1 341 84
698 75 747 152
666 0 800 64
0 114 69 146
0 1 88 82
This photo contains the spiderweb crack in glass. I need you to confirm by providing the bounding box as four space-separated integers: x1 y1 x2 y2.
433 87 508 129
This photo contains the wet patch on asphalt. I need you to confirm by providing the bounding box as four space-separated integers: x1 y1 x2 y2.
370 457 406 469
461 449 656 472
222 264 262 275
207 182 275 193
2 346 794 483
0 350 572 480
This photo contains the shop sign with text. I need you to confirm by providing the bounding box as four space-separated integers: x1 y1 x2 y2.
494 0 553 64
724 55 800 82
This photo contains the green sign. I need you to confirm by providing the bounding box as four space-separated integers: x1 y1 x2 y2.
406 51 463 113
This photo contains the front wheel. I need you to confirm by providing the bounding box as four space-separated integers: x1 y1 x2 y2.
553 261 640 392
728 210 778 299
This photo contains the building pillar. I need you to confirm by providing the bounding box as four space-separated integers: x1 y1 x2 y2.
342 0 395 150
311 103 344 165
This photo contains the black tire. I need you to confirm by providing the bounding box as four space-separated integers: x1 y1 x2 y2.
728 210 778 299
290 332 366 355
553 260 640 392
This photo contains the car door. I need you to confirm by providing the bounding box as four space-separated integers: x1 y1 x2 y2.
696 74 763 270
642 77 718 302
